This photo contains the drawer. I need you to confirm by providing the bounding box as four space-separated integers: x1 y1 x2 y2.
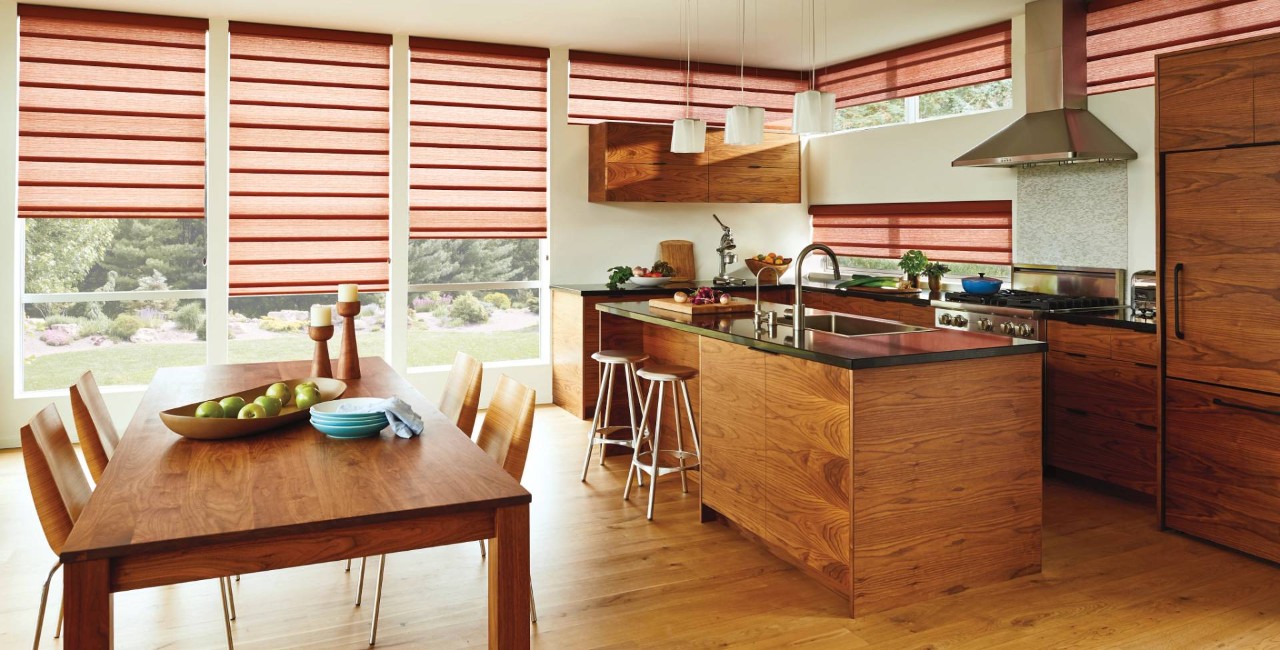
1046 406 1157 495
1047 351 1158 426
1165 379 1280 564
1110 329 1158 365
1048 321 1111 358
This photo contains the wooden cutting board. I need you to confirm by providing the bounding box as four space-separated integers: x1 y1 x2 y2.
658 240 695 282
649 296 755 314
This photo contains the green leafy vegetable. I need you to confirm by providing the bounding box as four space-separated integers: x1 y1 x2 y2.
606 265 633 290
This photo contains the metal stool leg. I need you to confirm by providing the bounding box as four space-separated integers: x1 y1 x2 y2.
626 363 646 487
581 362 613 481
646 384 665 520
671 381 688 493
624 380 656 501
599 363 618 465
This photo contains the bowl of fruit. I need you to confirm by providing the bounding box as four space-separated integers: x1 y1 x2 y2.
744 253 793 281
629 260 677 286
159 377 346 440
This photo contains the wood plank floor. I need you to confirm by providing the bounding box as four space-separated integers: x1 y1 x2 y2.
3 404 1279 648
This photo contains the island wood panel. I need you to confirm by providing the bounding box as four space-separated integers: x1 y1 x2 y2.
764 352 852 596
631 323 703 461
851 353 1042 617
1045 407 1157 496
1047 351 1158 427
1163 146 1280 395
551 291 606 419
1164 378 1280 564
698 337 769 532
1157 43 1255 152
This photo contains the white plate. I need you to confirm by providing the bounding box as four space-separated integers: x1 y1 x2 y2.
630 276 672 287
310 397 386 414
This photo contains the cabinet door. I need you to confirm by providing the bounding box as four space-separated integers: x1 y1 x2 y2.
602 123 707 166
603 163 708 202
1046 406 1156 495
1163 148 1280 394
1248 38 1280 144
1165 379 1280 564
1047 351 1158 427
764 353 852 595
698 337 768 531
708 165 800 203
706 130 800 168
1158 45 1254 152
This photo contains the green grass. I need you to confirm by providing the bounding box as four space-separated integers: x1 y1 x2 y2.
23 328 541 391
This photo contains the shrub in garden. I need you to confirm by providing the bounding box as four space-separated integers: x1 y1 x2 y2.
79 317 110 337
175 303 205 332
449 294 490 325
109 314 143 341
526 295 539 314
483 292 512 310
196 321 206 341
40 329 72 346
259 316 305 333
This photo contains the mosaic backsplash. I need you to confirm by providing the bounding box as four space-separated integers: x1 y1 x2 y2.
1016 162 1128 269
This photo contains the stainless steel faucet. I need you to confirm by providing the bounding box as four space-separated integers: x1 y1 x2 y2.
792 243 841 340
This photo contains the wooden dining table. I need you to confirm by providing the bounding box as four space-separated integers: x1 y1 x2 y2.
58 357 531 649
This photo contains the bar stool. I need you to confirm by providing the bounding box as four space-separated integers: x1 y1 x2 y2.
580 349 649 482
624 364 701 520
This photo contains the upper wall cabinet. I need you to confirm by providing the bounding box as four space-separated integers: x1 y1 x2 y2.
1158 36 1280 152
587 122 800 203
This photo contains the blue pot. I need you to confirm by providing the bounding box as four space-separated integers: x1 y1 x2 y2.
961 273 1003 295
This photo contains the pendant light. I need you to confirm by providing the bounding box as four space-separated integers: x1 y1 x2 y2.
792 0 834 135
671 0 707 153
724 0 765 146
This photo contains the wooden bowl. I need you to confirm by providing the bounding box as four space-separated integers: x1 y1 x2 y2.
744 258 791 283
159 377 347 440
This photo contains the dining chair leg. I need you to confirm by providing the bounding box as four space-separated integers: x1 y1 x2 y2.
219 576 235 650
32 560 60 650
54 599 63 639
369 554 388 646
478 539 487 558
224 576 237 620
355 556 368 605
529 579 538 624
345 558 352 572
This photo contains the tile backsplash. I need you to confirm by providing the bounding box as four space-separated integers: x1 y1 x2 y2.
1016 162 1128 269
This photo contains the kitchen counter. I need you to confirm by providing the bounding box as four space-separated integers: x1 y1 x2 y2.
551 279 783 296
596 300 1044 369
800 279 936 306
1045 307 1156 333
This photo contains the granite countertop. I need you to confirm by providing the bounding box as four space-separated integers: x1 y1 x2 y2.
551 279 788 296
800 279 936 305
597 300 1045 370
1045 307 1157 333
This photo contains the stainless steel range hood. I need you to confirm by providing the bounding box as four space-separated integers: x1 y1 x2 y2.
952 0 1136 168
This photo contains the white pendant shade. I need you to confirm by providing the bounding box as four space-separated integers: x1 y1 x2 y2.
724 105 765 146
670 117 707 153
792 89 835 135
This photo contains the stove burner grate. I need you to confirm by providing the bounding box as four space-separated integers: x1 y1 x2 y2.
944 290 1119 311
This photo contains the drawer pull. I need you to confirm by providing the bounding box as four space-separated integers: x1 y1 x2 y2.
1065 352 1089 359
1066 407 1089 416
1173 263 1185 339
1134 362 1157 369
1135 423 1157 431
1213 398 1280 418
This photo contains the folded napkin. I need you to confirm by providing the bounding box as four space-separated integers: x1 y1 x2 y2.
335 396 424 439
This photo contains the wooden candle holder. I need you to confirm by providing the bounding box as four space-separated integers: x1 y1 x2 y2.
335 301 361 379
308 325 334 378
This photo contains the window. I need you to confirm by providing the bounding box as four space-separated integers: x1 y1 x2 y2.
17 5 209 391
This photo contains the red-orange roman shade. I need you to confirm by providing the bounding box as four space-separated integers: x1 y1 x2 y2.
17 4 207 219
811 201 1013 265
408 38 549 239
815 21 1012 108
568 50 807 129
228 22 391 296
1087 0 1280 94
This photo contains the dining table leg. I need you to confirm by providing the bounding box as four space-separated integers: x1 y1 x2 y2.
63 558 113 649
488 504 530 650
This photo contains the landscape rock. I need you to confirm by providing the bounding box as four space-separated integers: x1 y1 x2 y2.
130 328 158 344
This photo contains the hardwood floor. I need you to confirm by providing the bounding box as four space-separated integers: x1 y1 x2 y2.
3 405 1279 648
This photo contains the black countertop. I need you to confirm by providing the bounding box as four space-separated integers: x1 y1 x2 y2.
597 300 1045 370
552 278 934 305
1045 307 1156 333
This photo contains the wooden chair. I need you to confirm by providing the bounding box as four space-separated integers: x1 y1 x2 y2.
364 375 537 645
69 371 119 483
21 404 237 650
439 351 483 436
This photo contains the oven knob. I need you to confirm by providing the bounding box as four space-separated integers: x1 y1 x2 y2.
999 322 1015 335
940 313 953 326
1016 323 1033 337
953 314 969 327
977 318 993 331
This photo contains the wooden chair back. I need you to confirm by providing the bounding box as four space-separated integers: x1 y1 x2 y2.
21 404 93 555
70 370 119 483
440 351 483 436
473 375 536 482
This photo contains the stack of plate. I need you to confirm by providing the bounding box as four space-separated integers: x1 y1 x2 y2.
310 398 388 439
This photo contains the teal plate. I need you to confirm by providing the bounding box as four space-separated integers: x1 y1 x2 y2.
311 419 386 439
310 411 388 426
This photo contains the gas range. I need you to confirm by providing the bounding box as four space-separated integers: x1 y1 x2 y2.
931 265 1126 340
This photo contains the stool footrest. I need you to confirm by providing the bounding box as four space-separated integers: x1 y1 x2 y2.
633 450 701 478
591 425 638 447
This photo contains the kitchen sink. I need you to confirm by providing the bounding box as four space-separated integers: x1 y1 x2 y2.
783 312 932 337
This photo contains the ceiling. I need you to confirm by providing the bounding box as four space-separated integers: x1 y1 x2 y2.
62 0 1030 69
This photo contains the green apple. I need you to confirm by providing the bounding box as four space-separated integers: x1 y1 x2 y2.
296 385 320 402
266 382 291 406
294 389 320 410
194 401 224 418
238 402 267 419
254 395 282 417
219 396 247 418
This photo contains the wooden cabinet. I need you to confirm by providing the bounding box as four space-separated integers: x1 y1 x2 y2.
1158 35 1280 152
1045 321 1158 495
1162 146 1280 395
1165 379 1280 564
588 122 800 203
1252 38 1280 143
801 290 935 327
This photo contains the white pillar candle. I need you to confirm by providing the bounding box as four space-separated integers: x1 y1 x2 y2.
338 283 359 302
310 304 332 327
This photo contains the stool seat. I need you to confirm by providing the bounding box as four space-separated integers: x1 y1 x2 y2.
637 364 697 382
593 349 650 364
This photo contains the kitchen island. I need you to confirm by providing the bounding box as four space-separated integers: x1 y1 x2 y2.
598 300 1046 617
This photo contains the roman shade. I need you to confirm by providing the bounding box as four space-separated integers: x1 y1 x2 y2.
815 21 1012 108
409 38 549 239
1087 0 1280 94
17 5 207 219
228 22 391 296
810 201 1013 265
568 50 806 129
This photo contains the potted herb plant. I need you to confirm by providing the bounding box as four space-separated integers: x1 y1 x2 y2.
898 249 928 289
922 261 951 292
